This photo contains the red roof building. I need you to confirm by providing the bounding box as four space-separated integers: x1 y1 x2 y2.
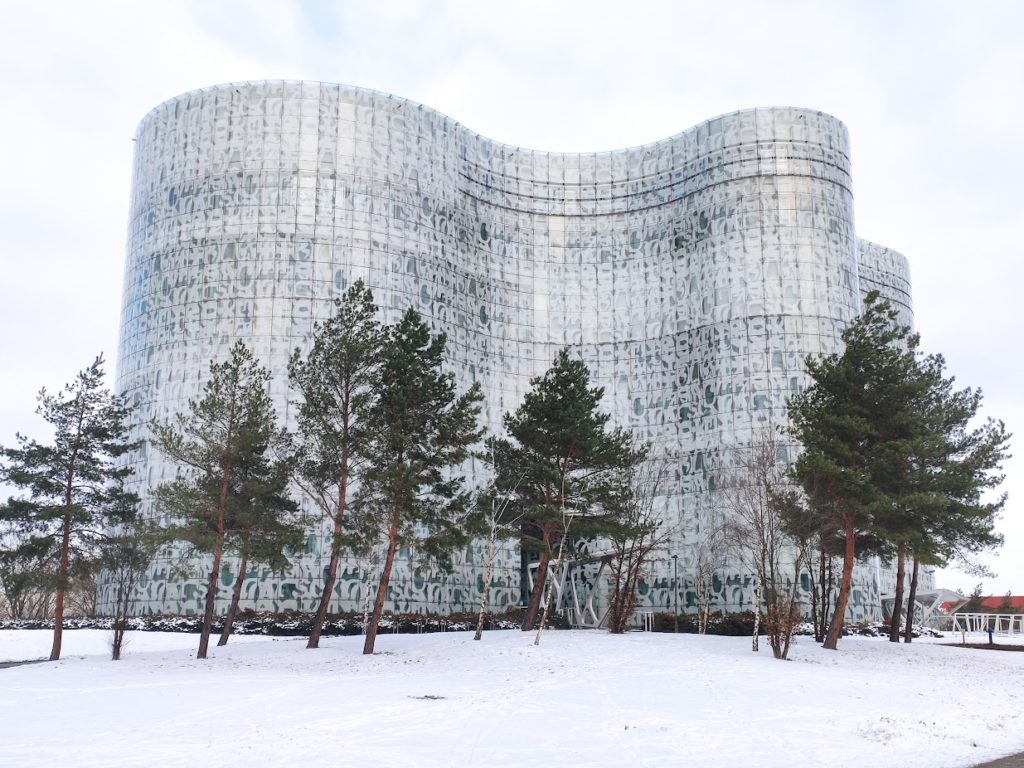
979 596 1024 611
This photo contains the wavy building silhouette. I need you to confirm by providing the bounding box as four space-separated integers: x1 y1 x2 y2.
110 81 922 620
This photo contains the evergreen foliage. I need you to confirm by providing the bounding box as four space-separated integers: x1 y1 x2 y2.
216 446 303 647
288 279 385 649
151 341 298 659
890 351 1008 641
787 292 1009 649
355 309 484 654
491 348 646 633
0 355 137 660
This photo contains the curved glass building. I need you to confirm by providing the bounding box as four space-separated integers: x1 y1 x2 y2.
110 80 925 619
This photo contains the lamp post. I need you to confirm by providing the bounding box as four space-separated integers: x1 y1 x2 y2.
672 554 679 633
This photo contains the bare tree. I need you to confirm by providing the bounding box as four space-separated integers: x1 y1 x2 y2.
781 493 841 643
0 536 55 620
807 544 838 643
66 575 98 618
103 514 163 661
606 456 671 634
719 431 807 660
692 500 730 635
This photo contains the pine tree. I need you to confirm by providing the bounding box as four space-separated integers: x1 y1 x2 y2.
863 337 940 643
895 357 1009 642
216 449 302 646
151 341 295 659
354 309 483 655
788 292 1010 649
496 348 645 634
962 583 985 613
787 293 922 650
288 279 384 649
0 355 137 660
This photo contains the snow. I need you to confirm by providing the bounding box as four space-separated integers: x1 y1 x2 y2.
2 629 1022 767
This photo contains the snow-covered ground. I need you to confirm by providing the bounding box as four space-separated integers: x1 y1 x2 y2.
2 629 1022 768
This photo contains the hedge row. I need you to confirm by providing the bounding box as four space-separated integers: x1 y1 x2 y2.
0 610 941 638
0 609 526 636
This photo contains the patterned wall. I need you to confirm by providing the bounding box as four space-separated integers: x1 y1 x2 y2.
102 80 928 619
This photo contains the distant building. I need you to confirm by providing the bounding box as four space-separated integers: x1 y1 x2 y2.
103 81 927 619
980 596 1024 612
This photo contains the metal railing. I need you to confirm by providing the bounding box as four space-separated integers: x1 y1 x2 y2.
949 612 1024 636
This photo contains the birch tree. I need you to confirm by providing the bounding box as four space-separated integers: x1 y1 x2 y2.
472 445 526 640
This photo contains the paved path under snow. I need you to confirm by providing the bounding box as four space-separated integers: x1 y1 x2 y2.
975 754 1024 767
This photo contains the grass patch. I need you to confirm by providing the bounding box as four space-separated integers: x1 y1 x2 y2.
944 642 1024 652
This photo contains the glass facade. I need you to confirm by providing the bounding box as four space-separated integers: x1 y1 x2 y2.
105 80 927 619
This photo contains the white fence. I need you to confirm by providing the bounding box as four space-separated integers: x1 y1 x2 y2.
949 613 1024 636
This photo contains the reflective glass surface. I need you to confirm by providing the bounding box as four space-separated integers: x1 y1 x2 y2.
104 82 926 619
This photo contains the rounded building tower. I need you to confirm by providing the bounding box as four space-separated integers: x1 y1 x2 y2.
109 80 923 618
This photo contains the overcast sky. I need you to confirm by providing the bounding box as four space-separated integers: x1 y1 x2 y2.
1 0 1021 596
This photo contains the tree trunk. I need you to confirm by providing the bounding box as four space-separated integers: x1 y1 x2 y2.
363 516 400 655
781 589 798 660
522 532 552 631
824 599 841 643
308 544 341 649
608 536 637 634
815 550 829 642
112 583 127 661
474 536 497 641
199 464 231 660
823 516 856 650
822 556 835 642
751 581 761 653
197 537 225 659
623 551 642 633
49 513 72 661
361 550 377 633
695 573 705 633
903 555 920 644
808 553 819 645
309 460 349 649
218 545 248 646
889 542 906 643
534 527 571 646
